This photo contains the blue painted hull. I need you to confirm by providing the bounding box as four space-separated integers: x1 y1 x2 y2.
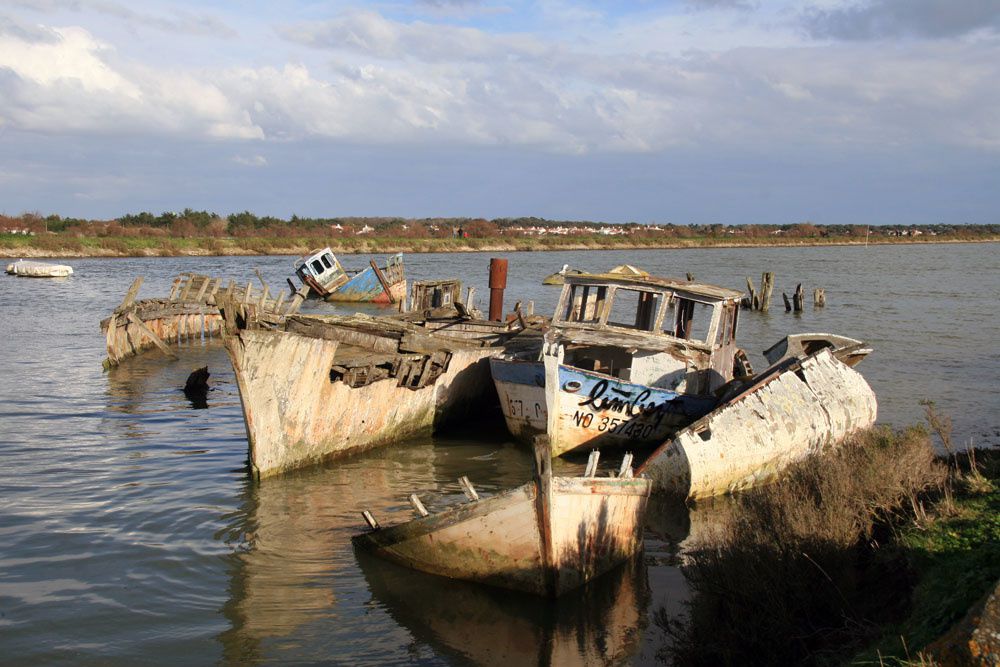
491 357 718 455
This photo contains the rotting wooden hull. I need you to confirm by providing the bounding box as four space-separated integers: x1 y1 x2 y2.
224 327 500 478
102 306 223 367
353 474 650 597
304 253 407 304
491 357 716 457
638 348 878 500
323 266 406 304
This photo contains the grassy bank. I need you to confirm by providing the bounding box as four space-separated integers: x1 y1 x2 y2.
657 426 999 666
2 233 998 259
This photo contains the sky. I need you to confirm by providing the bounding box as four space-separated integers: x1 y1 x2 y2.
0 0 998 224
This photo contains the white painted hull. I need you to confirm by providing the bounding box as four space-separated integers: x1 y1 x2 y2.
226 328 499 478
354 474 651 597
639 348 878 499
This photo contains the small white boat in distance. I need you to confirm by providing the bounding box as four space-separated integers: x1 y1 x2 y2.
6 259 74 278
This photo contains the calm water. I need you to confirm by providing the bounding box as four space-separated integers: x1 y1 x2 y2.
1 244 997 665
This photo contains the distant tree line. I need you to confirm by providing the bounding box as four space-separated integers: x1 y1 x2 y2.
1 210 998 241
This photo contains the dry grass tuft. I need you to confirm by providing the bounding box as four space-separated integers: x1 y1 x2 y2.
659 426 948 666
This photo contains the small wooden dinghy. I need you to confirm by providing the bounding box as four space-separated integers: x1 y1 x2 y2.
353 438 651 597
6 259 73 277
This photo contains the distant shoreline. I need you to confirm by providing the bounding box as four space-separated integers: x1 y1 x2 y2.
2 235 997 259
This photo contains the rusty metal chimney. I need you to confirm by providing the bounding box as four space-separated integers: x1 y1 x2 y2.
488 258 508 321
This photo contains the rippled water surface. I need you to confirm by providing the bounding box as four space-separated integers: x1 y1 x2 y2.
1 245 997 665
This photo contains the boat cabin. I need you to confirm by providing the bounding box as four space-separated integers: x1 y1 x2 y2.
550 274 744 395
294 247 350 297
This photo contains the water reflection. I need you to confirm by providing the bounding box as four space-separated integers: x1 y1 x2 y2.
356 549 649 667
214 433 709 665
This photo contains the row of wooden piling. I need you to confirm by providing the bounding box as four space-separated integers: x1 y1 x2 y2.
741 272 826 313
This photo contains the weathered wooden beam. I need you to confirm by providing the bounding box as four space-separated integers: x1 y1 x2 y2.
584 450 600 477
119 277 144 312
813 287 826 307
361 510 380 530
370 260 397 304
126 312 178 360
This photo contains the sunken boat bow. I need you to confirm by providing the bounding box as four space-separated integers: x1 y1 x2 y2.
222 302 537 478
354 441 651 597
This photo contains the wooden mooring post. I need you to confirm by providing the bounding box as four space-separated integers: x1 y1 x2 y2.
743 272 774 311
783 283 806 313
814 288 826 307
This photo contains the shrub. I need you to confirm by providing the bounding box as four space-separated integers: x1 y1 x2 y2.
660 426 947 666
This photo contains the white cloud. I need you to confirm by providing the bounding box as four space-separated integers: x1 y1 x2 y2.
0 6 997 157
0 23 262 139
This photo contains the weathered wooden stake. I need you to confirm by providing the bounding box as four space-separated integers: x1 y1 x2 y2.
458 476 479 501
813 288 826 307
760 272 775 311
408 494 429 517
793 283 805 312
584 450 600 477
618 453 634 479
782 292 792 312
361 510 380 530
686 272 695 281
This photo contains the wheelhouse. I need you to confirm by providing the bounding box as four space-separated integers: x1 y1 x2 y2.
551 274 744 394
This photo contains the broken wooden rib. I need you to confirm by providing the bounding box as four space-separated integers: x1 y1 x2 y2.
222 309 538 479
100 273 301 368
353 439 651 597
638 346 878 500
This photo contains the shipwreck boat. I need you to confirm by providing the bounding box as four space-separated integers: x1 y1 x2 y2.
293 247 405 304
638 341 878 500
6 259 73 277
353 440 651 597
491 271 744 457
221 295 543 478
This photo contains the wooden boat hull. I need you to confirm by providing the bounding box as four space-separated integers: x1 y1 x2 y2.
638 348 878 499
323 265 406 304
491 357 716 457
225 326 499 478
353 474 650 597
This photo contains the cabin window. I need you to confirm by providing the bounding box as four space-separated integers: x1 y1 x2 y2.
716 304 736 347
672 298 714 342
322 254 333 270
562 285 607 323
607 289 661 331
311 259 324 274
